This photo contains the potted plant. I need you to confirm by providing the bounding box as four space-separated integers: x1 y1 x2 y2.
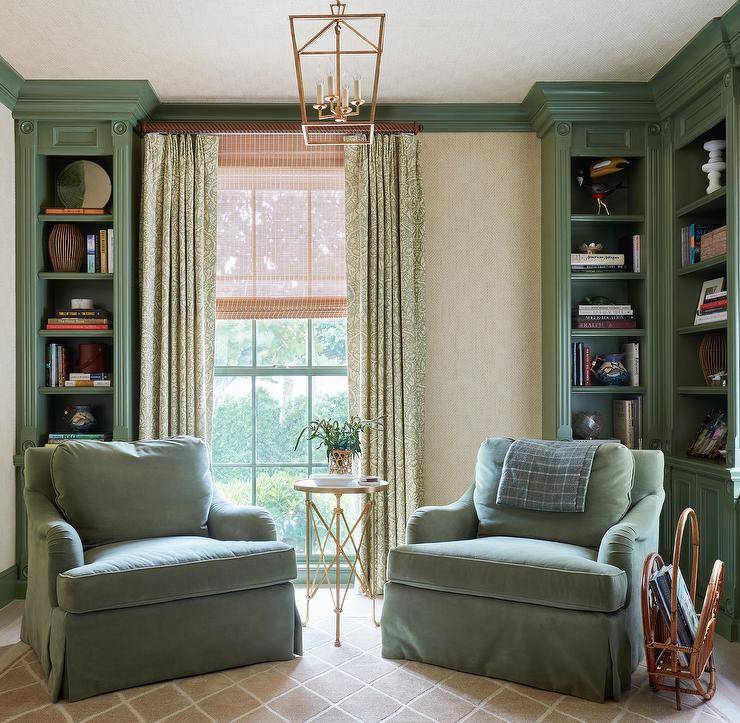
295 416 383 475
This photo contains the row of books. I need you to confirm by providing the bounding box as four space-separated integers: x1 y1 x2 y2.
87 229 114 274
46 308 111 331
694 286 727 326
614 397 643 449
572 303 636 329
570 236 641 273
680 224 720 267
46 343 112 387
571 342 640 387
46 432 112 448
687 409 727 460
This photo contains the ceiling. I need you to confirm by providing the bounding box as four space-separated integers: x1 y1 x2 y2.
0 0 736 104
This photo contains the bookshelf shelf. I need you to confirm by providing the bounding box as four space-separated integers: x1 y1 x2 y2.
676 386 728 395
571 272 645 281
39 329 113 338
570 214 644 223
675 254 726 276
38 213 113 223
571 328 645 337
39 386 113 395
571 386 645 394
38 272 113 281
676 321 727 335
675 186 726 217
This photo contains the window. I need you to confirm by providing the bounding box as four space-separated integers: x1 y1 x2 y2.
212 134 347 559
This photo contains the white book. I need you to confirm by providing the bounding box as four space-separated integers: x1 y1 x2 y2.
694 311 728 325
633 235 641 273
577 306 633 315
571 253 625 264
107 228 114 274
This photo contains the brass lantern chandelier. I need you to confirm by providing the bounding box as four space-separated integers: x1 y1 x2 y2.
289 0 385 145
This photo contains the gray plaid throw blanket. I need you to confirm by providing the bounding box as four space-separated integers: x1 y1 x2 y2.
496 439 602 512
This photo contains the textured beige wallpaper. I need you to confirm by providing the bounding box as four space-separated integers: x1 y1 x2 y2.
421 133 542 506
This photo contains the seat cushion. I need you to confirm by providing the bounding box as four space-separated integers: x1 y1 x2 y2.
387 536 627 613
51 436 213 546
474 438 635 547
57 536 297 614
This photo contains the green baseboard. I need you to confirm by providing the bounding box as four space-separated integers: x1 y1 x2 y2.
0 565 17 608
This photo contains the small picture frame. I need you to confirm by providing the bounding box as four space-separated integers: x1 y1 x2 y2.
694 277 725 325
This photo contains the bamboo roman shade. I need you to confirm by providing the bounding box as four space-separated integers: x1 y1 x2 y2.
216 134 346 319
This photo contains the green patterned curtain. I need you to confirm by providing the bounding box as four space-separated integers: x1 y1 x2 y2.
345 134 426 589
139 134 219 441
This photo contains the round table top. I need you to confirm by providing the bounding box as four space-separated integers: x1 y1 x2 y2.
293 477 389 495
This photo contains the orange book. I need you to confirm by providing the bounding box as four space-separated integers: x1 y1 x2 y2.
43 207 107 215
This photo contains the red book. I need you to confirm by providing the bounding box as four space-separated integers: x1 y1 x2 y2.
699 300 728 312
584 346 592 386
46 324 110 330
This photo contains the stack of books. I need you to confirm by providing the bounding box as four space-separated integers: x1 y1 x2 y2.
86 228 114 273
64 372 112 388
694 289 727 325
571 252 625 272
680 223 718 267
46 432 112 448
613 397 643 449
46 343 70 387
46 308 111 331
571 342 592 386
572 303 636 329
687 409 727 460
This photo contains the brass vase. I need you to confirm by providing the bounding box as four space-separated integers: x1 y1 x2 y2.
328 449 353 475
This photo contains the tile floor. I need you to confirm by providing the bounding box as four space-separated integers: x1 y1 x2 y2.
0 587 738 722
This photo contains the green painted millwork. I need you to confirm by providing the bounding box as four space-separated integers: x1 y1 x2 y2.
13 80 158 121
0 55 23 111
0 565 17 607
151 101 531 132
523 83 657 138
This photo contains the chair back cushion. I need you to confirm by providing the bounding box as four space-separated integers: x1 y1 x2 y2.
474 438 634 547
51 436 213 546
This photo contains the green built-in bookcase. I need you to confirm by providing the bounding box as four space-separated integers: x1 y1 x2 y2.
537 59 740 637
12 90 153 594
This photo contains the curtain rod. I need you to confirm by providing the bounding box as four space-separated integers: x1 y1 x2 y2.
138 120 423 135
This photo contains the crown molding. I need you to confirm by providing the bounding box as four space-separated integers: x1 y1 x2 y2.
651 8 738 118
0 55 23 111
152 102 532 132
523 82 657 137
13 80 159 121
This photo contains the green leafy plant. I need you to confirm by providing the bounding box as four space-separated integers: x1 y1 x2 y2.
294 415 383 459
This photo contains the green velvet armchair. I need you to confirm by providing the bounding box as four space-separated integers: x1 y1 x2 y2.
381 438 664 702
22 436 302 701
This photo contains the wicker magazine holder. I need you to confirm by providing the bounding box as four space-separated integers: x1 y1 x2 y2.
641 508 724 710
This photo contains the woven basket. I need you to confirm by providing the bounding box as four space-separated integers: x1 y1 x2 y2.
48 223 84 272
699 332 727 384
329 449 353 475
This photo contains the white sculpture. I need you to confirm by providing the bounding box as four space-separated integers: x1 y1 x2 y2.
702 140 726 194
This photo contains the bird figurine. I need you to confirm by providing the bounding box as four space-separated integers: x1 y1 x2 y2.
576 169 625 215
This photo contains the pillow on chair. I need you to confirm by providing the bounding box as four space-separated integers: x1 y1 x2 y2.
474 438 634 548
51 436 213 546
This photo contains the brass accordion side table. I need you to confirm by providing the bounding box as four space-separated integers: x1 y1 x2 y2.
294 477 388 647
641 507 724 710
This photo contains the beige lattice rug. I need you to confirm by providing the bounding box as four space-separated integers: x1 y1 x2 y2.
0 609 732 723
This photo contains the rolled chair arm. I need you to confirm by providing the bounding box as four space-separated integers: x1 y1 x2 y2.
598 492 665 574
208 490 277 542
406 485 478 544
25 491 84 607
